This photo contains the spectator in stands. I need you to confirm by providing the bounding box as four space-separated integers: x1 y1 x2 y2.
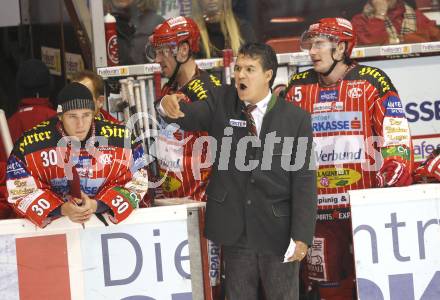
7 59 57 144
191 0 256 58
109 0 164 64
71 70 120 123
109 0 135 65
131 0 164 64
351 0 440 45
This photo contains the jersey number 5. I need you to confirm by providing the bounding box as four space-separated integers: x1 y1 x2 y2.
294 86 302 102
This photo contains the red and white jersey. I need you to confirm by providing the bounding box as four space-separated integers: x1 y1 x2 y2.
156 70 222 201
285 63 412 218
6 117 148 227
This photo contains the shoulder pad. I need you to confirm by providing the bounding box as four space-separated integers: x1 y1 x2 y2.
183 71 220 102
354 65 397 95
16 118 58 154
287 69 317 85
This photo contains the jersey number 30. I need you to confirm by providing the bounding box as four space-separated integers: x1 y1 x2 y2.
41 150 58 167
31 198 50 216
112 195 129 214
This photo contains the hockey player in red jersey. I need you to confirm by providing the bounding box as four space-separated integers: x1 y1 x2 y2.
148 16 223 299
284 18 412 299
6 83 148 228
147 16 222 201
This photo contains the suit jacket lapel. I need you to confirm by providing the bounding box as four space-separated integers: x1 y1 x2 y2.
260 94 280 138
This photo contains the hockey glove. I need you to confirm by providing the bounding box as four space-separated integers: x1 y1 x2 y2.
413 149 440 183
376 159 412 187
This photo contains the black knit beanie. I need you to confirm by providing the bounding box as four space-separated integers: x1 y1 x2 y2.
57 82 95 114
16 59 52 99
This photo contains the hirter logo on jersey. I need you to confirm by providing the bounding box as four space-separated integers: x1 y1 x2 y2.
319 90 339 102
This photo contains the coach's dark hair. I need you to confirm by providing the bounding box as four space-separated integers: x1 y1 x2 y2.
238 43 278 89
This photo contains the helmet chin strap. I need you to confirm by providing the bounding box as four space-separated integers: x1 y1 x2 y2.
321 49 343 77
165 48 193 88
321 59 338 77
166 60 182 88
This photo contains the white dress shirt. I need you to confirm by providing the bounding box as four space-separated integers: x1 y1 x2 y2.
244 91 272 136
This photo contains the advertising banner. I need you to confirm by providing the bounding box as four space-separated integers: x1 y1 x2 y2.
358 56 440 162
41 46 62 76
350 184 440 300
0 206 193 300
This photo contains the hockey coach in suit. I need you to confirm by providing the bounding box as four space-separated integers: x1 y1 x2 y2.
159 42 317 299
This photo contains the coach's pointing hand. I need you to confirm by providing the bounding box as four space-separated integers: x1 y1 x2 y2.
161 93 186 119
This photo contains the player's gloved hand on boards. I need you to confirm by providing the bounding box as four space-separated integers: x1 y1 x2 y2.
376 158 412 187
413 148 440 183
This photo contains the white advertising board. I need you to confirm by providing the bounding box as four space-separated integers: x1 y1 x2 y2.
350 184 440 299
0 205 194 300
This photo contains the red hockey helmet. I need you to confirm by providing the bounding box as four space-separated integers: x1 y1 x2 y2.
149 16 200 54
301 18 356 58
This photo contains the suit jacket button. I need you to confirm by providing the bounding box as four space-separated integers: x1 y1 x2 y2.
250 178 255 184
247 200 251 205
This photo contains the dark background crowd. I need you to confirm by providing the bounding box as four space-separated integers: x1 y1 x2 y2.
0 0 439 117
